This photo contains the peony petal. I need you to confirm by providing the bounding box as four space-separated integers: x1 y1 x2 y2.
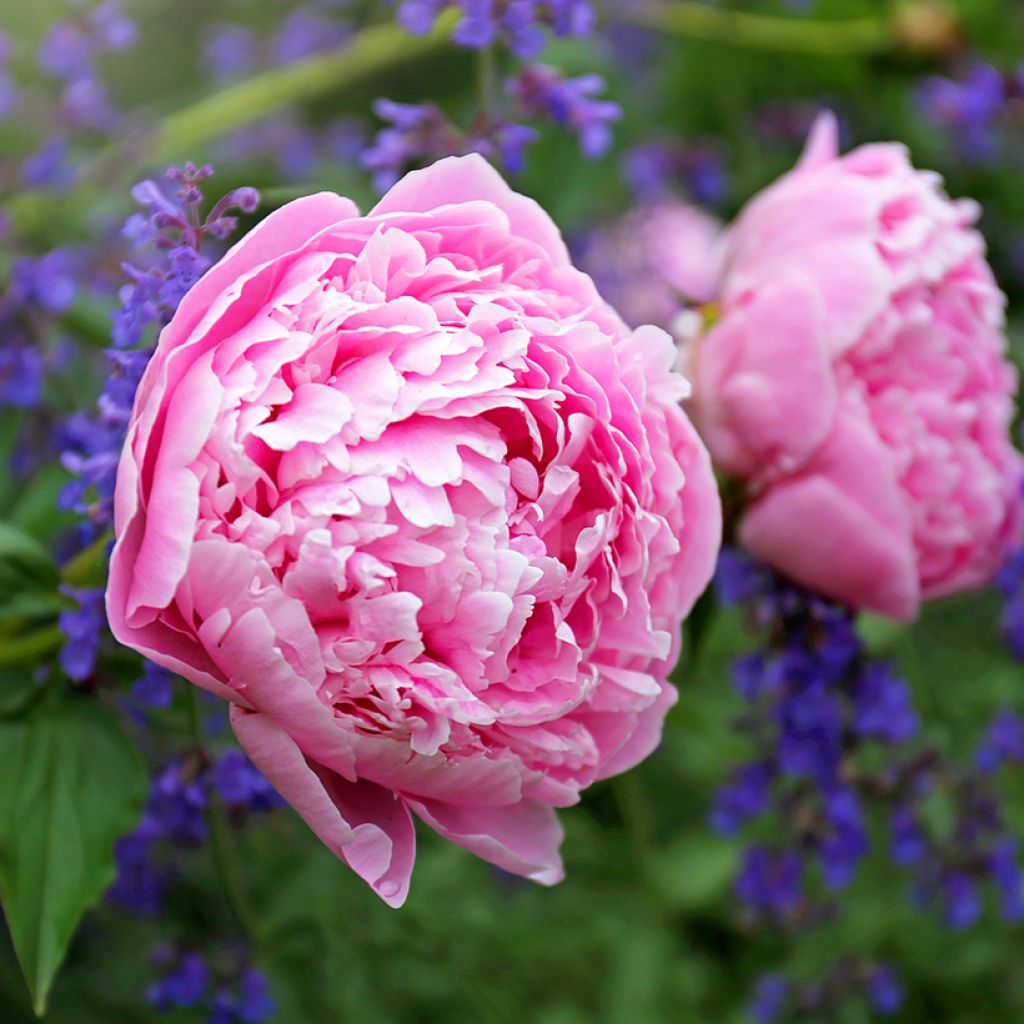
406 796 565 885
231 706 415 907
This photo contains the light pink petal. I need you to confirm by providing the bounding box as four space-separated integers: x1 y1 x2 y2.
406 796 564 885
370 154 570 266
693 275 836 478
796 110 840 172
231 706 415 907
740 412 919 619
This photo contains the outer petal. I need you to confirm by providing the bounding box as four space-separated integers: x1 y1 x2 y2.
406 796 565 886
370 154 570 266
722 167 890 355
740 411 919 619
692 275 837 479
231 706 416 908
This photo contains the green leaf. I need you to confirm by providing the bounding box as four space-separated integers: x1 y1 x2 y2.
647 833 740 911
0 693 147 1015
0 524 61 630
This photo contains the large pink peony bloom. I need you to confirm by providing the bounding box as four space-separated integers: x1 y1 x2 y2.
107 155 721 906
690 113 1023 620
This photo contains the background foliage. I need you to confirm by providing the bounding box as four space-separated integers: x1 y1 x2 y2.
1 0 1023 1021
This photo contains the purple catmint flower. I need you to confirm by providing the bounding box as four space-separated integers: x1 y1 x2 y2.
57 585 105 681
20 137 75 190
203 24 261 82
736 846 805 918
147 953 209 1010
996 547 1024 660
0 346 45 410
272 9 349 64
0 32 16 117
916 61 1008 162
866 967 904 1016
236 970 276 1024
10 250 77 313
393 0 594 54
132 662 174 709
61 164 258 548
37 1 135 130
976 709 1024 772
624 141 728 206
750 975 789 1024
509 65 620 159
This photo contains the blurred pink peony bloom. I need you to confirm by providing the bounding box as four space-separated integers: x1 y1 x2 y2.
107 155 721 905
690 112 1023 620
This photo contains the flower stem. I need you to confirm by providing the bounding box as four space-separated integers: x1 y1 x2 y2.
153 15 457 165
188 687 260 944
477 44 499 118
618 1 890 56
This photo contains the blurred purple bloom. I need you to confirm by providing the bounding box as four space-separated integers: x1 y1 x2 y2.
509 65 620 159
394 0 593 55
58 585 105 681
11 250 77 313
0 346 45 409
132 661 174 709
147 953 209 1010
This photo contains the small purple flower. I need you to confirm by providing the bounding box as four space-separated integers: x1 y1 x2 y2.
58 586 105 681
236 970 276 1024
0 32 17 117
20 137 76 190
736 845 804 918
147 953 209 1010
394 0 594 55
203 24 260 82
916 62 1008 162
272 9 349 65
943 872 982 930
10 250 77 314
132 662 174 709
866 966 903 1016
509 65 620 159
750 974 789 1024
0 346 45 410
976 710 1024 772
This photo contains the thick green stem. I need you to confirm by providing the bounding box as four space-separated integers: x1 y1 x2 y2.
188 688 260 943
153 15 456 164
619 1 891 55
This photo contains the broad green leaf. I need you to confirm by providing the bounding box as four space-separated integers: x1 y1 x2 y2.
0 671 45 721
0 524 61 631
0 692 147 1015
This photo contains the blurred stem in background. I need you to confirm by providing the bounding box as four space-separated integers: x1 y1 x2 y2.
615 0 959 58
188 686 259 944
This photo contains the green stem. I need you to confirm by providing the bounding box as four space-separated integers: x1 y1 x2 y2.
619 1 891 55
153 15 456 164
188 688 260 943
477 45 498 118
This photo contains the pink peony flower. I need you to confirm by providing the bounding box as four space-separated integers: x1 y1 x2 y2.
690 113 1023 620
107 155 721 906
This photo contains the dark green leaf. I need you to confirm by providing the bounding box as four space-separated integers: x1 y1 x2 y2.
0 524 61 631
0 693 147 1015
